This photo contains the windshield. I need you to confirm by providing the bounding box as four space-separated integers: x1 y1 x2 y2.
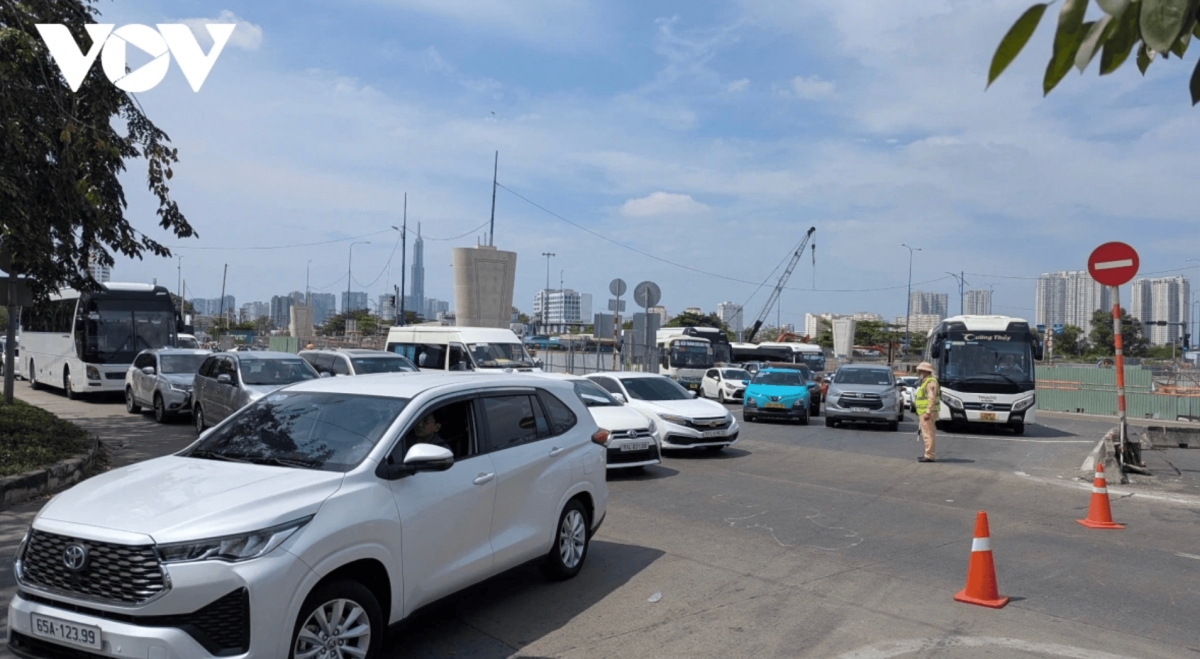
468 342 534 368
352 356 417 374
943 333 1034 384
753 371 805 386
712 344 731 364
722 369 751 381
159 354 208 374
573 380 619 407
238 358 319 386
187 392 408 472
669 341 713 369
834 369 893 385
899 377 919 387
176 336 200 349
800 353 826 372
81 299 177 364
620 376 692 401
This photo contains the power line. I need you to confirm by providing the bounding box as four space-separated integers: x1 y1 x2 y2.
167 229 393 251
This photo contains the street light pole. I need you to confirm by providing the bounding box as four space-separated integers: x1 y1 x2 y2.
542 252 555 334
347 241 370 335
176 256 183 314
945 271 969 316
393 192 407 327
902 244 921 353
305 259 312 307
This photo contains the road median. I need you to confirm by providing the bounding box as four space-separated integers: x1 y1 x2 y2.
0 398 102 509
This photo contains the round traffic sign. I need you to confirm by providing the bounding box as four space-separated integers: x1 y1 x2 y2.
634 281 661 309
1087 242 1139 287
609 278 627 297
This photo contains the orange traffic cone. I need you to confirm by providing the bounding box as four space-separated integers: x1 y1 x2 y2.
953 511 1009 609
1076 463 1124 530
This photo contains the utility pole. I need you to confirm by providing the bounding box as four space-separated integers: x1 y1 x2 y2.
902 244 921 354
176 256 183 314
218 263 228 339
945 271 969 316
400 194 407 326
394 284 401 326
541 252 555 334
489 151 498 246
306 260 312 307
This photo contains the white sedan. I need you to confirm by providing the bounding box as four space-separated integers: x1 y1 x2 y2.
700 367 752 403
586 372 740 451
534 373 662 469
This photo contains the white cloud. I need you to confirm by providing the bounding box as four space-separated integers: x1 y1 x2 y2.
784 75 835 100
620 192 710 218
179 10 263 50
727 78 750 93
377 0 602 49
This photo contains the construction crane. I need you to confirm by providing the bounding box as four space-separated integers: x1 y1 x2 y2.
745 227 816 343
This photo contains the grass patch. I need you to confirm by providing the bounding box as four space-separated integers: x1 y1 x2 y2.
0 399 90 478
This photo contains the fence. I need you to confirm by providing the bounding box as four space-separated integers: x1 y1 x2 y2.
1035 365 1200 421
534 345 660 376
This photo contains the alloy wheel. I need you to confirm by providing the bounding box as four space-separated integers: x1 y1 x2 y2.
294 598 371 659
558 509 587 569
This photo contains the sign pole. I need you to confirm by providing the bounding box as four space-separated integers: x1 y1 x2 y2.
612 291 620 372
1112 285 1128 471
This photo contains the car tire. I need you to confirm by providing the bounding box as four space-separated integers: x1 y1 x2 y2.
542 499 590 581
125 387 142 414
887 420 899 432
898 409 905 422
28 361 39 390
290 579 383 659
1011 422 1025 435
935 420 949 432
63 369 78 400
718 389 727 404
744 413 755 423
154 394 169 424
798 409 809 426
194 405 206 435
810 401 820 417
825 416 836 428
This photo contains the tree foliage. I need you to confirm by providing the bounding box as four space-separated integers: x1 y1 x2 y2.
1088 307 1149 356
666 311 732 339
320 311 380 336
990 0 1200 104
0 0 194 302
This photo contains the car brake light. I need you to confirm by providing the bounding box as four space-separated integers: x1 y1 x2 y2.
591 430 609 445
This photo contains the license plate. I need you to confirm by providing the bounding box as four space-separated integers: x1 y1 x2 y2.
620 442 649 452
850 407 869 412
701 429 728 438
687 383 699 390
764 402 786 409
31 614 102 650
979 412 997 422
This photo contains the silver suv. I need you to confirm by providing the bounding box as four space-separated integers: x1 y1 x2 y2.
192 351 319 434
823 364 904 431
125 349 212 423
299 348 417 377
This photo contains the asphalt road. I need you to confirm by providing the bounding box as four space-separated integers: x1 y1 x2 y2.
3 387 1198 659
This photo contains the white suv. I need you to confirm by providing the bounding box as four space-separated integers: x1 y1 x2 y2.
8 373 608 659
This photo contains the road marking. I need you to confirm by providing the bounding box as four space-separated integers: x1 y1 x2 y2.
1014 472 1200 507
1177 552 1200 561
939 433 1093 444
1094 258 1135 270
838 636 1144 659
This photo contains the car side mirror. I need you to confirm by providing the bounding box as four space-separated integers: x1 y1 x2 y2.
319 372 331 378
612 392 627 403
141 366 156 376
690 390 699 398
216 374 232 385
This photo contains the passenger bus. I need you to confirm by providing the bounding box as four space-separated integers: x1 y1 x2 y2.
923 315 1043 434
755 341 827 373
656 335 714 391
658 326 732 364
17 283 180 398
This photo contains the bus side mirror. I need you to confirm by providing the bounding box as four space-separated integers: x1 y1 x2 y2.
1033 342 1044 361
929 343 941 359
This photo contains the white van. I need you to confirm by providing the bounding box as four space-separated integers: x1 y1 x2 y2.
384 326 542 372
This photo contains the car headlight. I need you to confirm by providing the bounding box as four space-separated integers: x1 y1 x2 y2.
13 527 30 580
157 516 312 564
724 413 734 424
724 381 738 389
659 414 689 426
169 383 191 393
86 366 100 381
792 398 805 408
942 393 964 410
744 397 758 408
1012 395 1036 412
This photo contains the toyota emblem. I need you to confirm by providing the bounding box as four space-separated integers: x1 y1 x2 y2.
62 544 89 572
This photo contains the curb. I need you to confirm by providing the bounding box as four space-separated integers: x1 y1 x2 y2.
0 435 102 510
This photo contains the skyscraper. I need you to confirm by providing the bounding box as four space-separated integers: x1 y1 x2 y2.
1130 276 1190 345
1035 271 1110 334
270 295 293 329
963 289 993 315
717 302 744 337
308 293 337 325
909 291 949 319
410 223 425 321
341 291 368 314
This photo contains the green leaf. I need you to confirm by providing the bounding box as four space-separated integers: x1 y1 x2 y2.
1045 0 1091 93
1097 0 1133 14
1172 9 1197 56
989 3 1050 87
1191 54 1200 104
1076 15 1115 71
1140 0 1192 52
1137 41 1155 73
1100 3 1141 73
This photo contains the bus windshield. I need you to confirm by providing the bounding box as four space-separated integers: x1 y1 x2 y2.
81 300 176 364
800 353 826 372
669 341 713 369
940 332 1034 391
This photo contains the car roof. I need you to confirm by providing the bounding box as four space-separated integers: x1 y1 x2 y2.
837 363 892 370
282 372 574 399
591 372 665 380
526 372 587 382
226 351 306 361
147 348 211 356
758 367 804 374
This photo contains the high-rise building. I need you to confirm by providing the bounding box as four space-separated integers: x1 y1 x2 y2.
893 314 942 336
410 223 425 323
270 295 293 329
909 291 949 319
191 296 236 319
647 306 669 327
308 293 337 326
717 302 744 336
86 258 111 283
1130 276 1190 345
424 298 450 320
1035 271 1110 335
963 289 993 316
239 301 270 323
341 291 368 314
533 289 586 328
379 294 397 323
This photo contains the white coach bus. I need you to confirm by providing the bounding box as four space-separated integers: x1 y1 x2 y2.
924 315 1043 435
18 283 180 398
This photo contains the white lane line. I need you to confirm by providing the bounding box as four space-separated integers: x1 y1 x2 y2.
1094 258 1134 270
1015 472 1200 507
939 433 1093 444
1177 552 1200 561
838 636 1145 659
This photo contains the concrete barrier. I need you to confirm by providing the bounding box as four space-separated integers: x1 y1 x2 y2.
0 435 101 510
1141 426 1198 449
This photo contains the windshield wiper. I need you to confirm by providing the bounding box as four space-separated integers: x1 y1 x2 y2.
242 455 321 469
960 373 1024 386
188 449 251 463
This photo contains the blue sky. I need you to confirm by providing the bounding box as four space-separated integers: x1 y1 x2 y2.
103 0 1200 327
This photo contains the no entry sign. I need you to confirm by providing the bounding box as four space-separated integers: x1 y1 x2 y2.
1087 242 1139 287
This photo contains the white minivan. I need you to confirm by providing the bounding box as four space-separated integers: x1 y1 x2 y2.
385 326 541 372
8 373 607 659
